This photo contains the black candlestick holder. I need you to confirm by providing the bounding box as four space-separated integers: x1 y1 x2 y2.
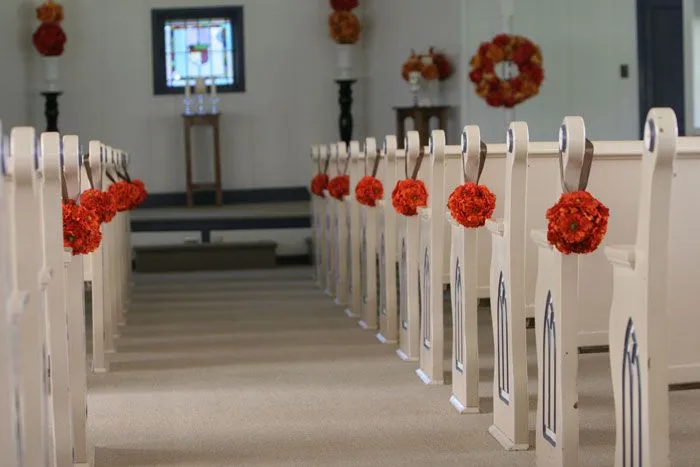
335 79 356 146
41 91 62 133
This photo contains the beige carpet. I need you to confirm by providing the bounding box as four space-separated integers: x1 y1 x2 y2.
88 268 700 466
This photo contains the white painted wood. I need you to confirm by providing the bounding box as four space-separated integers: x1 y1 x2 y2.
310 145 326 289
358 138 381 331
63 134 90 466
334 142 349 308
325 143 338 298
416 130 453 385
448 125 506 414
397 131 429 362
605 109 700 466
376 136 403 345
486 124 559 450
40 132 73 467
529 117 644 466
0 122 20 467
86 141 109 373
316 145 330 292
7 126 51 466
346 141 363 320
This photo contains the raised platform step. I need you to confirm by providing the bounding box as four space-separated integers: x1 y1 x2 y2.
134 241 278 273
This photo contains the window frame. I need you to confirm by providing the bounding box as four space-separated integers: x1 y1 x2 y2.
150 6 246 96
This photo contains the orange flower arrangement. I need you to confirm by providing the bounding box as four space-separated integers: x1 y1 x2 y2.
392 179 428 216
469 34 544 108
310 173 330 197
355 176 383 207
130 179 148 207
80 188 117 224
447 182 496 228
63 200 102 255
401 48 453 82
328 175 350 200
546 191 609 255
33 0 66 57
329 11 360 44
107 180 138 212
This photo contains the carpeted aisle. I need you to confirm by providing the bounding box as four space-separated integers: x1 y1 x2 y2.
88 267 700 467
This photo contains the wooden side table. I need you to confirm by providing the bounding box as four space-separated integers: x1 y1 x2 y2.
394 106 451 147
182 113 223 207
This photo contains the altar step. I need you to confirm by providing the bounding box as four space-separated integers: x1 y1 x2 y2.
130 199 311 271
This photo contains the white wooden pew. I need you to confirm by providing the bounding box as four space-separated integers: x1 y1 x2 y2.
357 138 384 331
39 132 74 467
63 134 91 466
346 141 363 320
310 145 329 290
397 131 430 362
0 123 21 467
447 126 506 413
330 142 350 309
376 136 404 345
604 108 700 467
485 126 559 450
6 126 52 466
530 117 643 464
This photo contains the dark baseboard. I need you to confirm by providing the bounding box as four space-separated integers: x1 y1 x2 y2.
137 186 310 209
276 254 312 266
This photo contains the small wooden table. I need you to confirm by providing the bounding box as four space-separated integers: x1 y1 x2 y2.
182 113 223 207
394 106 451 147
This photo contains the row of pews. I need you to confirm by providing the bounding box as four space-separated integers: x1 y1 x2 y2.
0 124 132 466
310 108 700 466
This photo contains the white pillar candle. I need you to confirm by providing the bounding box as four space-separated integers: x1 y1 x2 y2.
194 77 206 94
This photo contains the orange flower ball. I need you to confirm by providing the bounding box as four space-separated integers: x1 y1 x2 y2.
447 182 496 228
328 175 350 200
391 179 428 216
546 191 609 255
355 176 384 207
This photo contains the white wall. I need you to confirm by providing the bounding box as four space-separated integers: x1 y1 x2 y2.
2 0 642 192
362 0 640 146
33 0 340 194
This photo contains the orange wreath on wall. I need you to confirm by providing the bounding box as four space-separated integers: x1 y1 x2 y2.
469 34 544 108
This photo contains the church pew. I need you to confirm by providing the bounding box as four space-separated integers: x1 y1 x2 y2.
323 143 337 298
346 141 363 319
376 135 404 345
0 122 22 466
484 127 560 450
446 126 507 413
4 126 53 466
397 131 430 362
310 145 329 290
605 108 700 467
415 130 460 384
330 142 350 308
530 117 643 464
62 134 91 466
357 138 384 331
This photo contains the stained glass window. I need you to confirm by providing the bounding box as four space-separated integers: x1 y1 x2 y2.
151 7 245 95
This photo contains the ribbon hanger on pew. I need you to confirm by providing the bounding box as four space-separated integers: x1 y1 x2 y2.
115 157 132 183
371 149 382 178
464 141 488 185
558 131 593 193
409 148 425 180
82 154 96 189
341 146 351 176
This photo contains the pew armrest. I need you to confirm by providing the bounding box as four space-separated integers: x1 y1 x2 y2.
376 199 385 208
530 229 552 250
417 207 431 219
604 245 636 270
63 247 72 265
486 218 504 237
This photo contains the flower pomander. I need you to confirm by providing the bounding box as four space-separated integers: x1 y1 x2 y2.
330 0 358 10
329 11 360 44
80 188 117 224
310 173 330 197
328 175 350 200
63 200 102 255
447 182 496 228
355 176 384 207
107 180 137 212
36 1 64 23
32 22 66 56
546 191 610 255
391 179 428 216
130 179 148 207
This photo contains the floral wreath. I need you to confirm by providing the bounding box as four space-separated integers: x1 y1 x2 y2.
469 34 544 108
33 0 66 57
